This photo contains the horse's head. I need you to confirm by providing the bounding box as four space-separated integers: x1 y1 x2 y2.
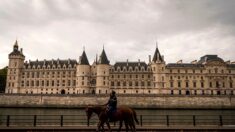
85 106 93 121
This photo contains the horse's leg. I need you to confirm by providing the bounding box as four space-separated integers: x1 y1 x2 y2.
124 120 129 132
106 121 111 132
97 121 101 132
118 120 123 132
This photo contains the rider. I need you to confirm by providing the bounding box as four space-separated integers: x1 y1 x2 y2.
105 90 117 121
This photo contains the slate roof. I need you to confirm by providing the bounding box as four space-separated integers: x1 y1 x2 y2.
113 62 148 70
166 63 204 68
152 47 163 62
24 59 77 68
9 40 25 57
227 64 235 68
79 51 89 65
99 49 109 64
198 55 224 64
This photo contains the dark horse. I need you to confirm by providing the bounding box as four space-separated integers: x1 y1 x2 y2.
85 105 138 132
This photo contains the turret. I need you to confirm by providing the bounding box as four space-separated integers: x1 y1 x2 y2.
5 40 25 93
96 48 110 94
150 42 165 93
76 49 91 94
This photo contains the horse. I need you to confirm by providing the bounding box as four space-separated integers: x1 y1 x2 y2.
85 105 139 132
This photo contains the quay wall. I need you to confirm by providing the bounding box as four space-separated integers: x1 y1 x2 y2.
0 94 235 109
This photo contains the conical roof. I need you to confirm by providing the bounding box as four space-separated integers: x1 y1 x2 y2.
99 49 109 64
152 46 163 62
79 51 89 65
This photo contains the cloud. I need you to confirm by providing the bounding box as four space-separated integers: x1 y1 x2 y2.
0 0 235 68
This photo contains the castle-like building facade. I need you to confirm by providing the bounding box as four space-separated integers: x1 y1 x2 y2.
5 40 235 95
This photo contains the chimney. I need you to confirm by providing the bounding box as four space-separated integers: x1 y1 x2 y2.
177 60 182 64
225 60 230 64
191 60 197 64
149 55 151 63
20 48 23 53
127 59 129 66
138 59 140 66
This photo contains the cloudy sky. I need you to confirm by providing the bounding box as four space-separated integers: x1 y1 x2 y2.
0 0 235 68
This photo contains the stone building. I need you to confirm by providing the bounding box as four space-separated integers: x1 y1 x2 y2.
5 40 235 95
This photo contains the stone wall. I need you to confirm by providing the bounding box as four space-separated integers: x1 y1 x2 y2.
0 94 234 109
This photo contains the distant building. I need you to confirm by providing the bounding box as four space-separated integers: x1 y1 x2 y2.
5 40 235 95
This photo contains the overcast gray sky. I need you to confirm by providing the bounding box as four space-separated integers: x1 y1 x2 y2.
0 0 235 68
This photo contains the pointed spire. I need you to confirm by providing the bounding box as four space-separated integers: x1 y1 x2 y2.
99 48 109 65
13 39 19 51
14 39 18 46
152 43 163 62
156 41 158 48
79 50 89 65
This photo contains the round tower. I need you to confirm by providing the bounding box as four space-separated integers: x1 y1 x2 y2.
76 50 91 94
6 40 25 93
150 43 166 94
96 48 110 94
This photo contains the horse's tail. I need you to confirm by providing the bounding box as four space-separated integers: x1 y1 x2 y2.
132 109 139 124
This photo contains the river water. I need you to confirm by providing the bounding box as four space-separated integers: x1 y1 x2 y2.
0 108 234 126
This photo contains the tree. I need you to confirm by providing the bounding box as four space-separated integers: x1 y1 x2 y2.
0 66 7 93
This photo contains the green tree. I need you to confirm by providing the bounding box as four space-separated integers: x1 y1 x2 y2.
0 66 7 93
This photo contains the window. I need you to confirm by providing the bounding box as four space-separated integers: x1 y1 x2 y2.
170 82 173 88
186 82 189 87
230 82 233 88
201 82 204 88
21 81 24 87
202 90 205 95
210 82 212 87
135 81 138 86
179 90 181 95
47 80 49 86
148 74 150 78
178 82 181 88
193 82 196 88
123 82 126 86
117 82 120 86
111 81 114 86
141 81 144 86
36 80 39 86
147 81 151 86
31 81 34 86
171 90 174 95
129 81 132 86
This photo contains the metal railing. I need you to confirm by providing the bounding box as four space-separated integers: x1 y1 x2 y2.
0 114 235 127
